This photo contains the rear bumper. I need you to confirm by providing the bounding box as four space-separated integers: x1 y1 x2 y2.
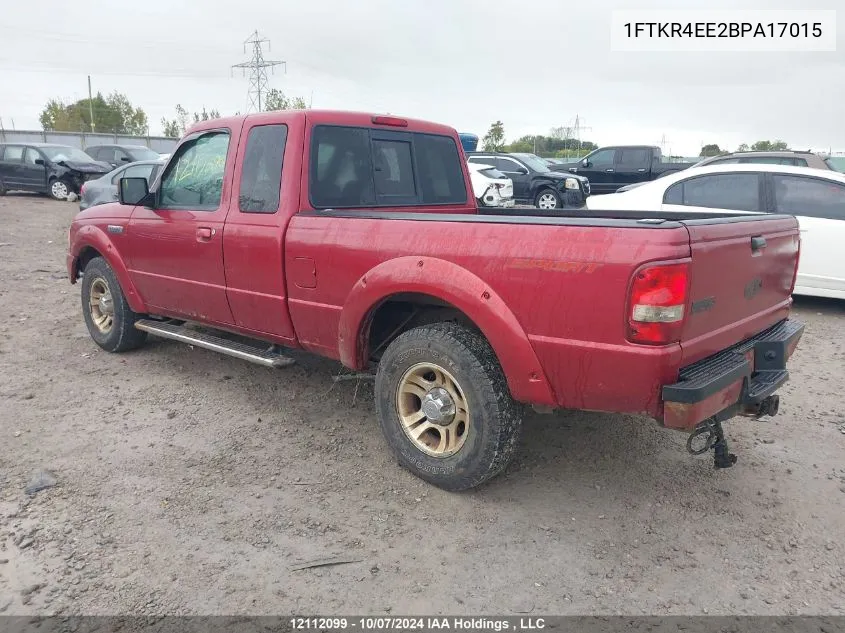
662 319 804 430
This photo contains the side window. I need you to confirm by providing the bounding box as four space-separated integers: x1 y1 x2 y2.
793 158 808 167
159 131 230 210
239 124 287 213
94 148 113 162
677 174 761 211
496 158 523 173
587 149 615 166
24 148 42 165
772 175 845 221
122 164 156 181
617 148 650 166
414 133 466 204
372 139 415 199
3 146 24 162
110 167 126 185
310 126 375 208
705 158 740 165
663 182 683 205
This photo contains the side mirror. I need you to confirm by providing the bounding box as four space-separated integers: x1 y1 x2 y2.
34 158 45 166
119 177 150 206
121 157 131 162
581 159 591 168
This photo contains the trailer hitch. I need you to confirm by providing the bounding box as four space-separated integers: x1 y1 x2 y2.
686 418 737 469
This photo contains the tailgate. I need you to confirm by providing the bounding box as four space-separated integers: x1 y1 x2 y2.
679 215 799 365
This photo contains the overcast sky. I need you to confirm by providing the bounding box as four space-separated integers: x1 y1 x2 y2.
1 0 842 155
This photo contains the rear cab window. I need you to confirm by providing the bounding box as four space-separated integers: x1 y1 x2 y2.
309 124 467 209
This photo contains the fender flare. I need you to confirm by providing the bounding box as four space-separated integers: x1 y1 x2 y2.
337 256 556 405
72 225 147 314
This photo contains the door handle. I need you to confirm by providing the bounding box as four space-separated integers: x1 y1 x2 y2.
751 236 767 251
605 169 614 172
196 227 215 241
637 168 646 172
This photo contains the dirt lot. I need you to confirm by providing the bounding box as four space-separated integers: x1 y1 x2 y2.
1 194 844 617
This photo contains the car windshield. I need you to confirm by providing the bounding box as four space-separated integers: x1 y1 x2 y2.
824 157 844 173
512 153 550 173
40 146 94 162
129 147 162 161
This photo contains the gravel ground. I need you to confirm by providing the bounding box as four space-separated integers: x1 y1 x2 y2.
1 194 844 617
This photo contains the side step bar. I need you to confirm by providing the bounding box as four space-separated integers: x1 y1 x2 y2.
134 319 295 368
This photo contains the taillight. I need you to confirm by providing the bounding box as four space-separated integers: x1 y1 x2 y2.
627 262 690 345
789 234 801 295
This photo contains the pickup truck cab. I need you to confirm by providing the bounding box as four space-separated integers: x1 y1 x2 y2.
67 110 804 490
551 145 692 194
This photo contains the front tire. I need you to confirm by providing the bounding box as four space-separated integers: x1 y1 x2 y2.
375 322 522 491
80 257 147 352
49 178 71 201
534 188 561 210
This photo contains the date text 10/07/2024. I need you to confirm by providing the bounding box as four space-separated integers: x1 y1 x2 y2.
289 618 547 631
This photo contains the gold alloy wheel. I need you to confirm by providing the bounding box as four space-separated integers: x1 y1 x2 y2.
89 277 115 334
396 362 470 458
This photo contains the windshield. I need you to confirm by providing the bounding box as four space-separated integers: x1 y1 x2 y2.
129 147 162 161
825 157 845 173
512 153 550 173
41 146 95 163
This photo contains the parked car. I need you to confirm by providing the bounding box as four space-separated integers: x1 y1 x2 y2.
616 151 842 193
693 150 836 170
467 151 589 209
0 143 111 200
67 109 803 490
587 163 845 300
467 162 514 208
84 144 162 170
79 160 164 210
550 145 693 194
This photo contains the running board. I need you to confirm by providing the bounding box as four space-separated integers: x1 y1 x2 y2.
134 319 295 368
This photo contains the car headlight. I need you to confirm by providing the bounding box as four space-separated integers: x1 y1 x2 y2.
564 178 580 190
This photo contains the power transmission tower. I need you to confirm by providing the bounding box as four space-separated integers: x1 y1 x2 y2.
573 115 592 156
232 31 285 113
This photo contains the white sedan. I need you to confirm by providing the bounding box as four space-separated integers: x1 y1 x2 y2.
586 164 845 300
467 162 515 208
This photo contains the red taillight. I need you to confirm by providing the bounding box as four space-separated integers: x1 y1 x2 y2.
371 115 408 127
789 235 801 295
627 262 690 345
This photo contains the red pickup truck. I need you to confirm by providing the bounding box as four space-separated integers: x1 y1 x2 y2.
67 110 804 490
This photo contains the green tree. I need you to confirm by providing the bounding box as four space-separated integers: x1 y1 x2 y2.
700 143 723 157
750 139 789 151
160 105 221 138
39 92 148 135
264 89 308 111
737 143 750 152
482 121 506 152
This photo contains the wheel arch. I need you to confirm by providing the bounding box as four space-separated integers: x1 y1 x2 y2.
71 226 147 313
338 256 556 405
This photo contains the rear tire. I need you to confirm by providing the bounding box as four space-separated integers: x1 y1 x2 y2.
375 322 522 491
81 257 147 353
534 188 561 210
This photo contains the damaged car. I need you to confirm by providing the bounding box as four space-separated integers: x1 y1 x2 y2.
0 143 112 200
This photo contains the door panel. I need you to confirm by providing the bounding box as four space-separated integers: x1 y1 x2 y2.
126 129 236 325
223 121 298 341
496 157 530 199
22 148 47 190
1 146 25 187
614 147 651 189
579 148 617 193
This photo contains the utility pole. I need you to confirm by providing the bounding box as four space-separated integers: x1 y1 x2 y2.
232 31 285 113
87 75 95 132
